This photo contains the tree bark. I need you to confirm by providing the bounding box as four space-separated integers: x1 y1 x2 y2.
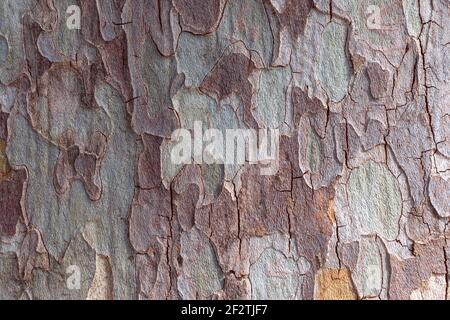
0 0 449 300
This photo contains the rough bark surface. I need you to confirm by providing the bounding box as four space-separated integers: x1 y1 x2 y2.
0 0 449 300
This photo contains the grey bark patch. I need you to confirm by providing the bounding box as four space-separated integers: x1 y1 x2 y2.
429 175 450 218
0 35 8 64
249 248 300 300
348 161 402 241
178 228 224 299
352 237 384 299
0 253 22 299
318 21 351 102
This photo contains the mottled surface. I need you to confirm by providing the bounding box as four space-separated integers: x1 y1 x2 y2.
0 0 449 300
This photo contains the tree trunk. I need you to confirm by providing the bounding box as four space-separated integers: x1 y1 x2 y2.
0 0 449 300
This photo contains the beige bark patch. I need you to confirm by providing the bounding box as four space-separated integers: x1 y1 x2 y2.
87 255 114 300
410 275 446 300
0 139 10 177
315 268 357 300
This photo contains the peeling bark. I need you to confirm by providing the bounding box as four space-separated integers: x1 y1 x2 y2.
0 0 449 300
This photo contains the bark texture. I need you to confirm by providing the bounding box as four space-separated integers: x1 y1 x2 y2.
0 0 449 300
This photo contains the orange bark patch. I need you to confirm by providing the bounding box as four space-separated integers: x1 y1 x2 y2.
326 199 336 224
315 268 357 300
